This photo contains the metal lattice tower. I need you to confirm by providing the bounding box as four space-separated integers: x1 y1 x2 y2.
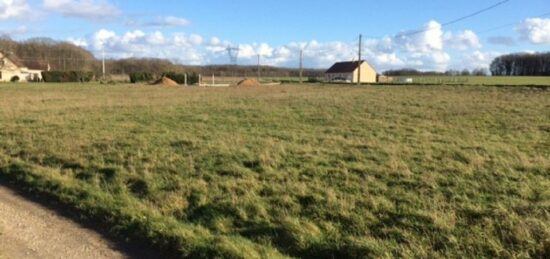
226 46 240 65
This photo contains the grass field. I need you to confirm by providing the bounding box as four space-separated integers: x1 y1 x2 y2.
394 76 550 86
0 83 549 258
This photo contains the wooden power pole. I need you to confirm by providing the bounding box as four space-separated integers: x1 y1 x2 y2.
357 34 362 85
102 50 106 80
257 54 261 81
299 49 304 84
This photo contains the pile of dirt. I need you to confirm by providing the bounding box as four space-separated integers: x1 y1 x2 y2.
236 78 260 87
152 77 179 87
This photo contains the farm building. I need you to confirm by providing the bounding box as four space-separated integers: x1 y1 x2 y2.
0 52 50 82
325 60 377 83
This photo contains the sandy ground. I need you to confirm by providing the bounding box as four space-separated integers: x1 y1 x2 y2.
0 185 153 259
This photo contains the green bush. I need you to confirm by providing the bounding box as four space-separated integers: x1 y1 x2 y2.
163 72 200 85
10 76 20 82
307 77 322 83
129 72 155 83
41 71 94 83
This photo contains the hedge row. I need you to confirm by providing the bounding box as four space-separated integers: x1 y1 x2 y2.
129 72 155 83
163 72 199 85
42 71 95 83
130 72 200 85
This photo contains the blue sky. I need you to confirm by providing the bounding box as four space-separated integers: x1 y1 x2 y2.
1 0 549 71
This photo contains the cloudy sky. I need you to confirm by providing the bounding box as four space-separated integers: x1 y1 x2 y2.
0 0 549 71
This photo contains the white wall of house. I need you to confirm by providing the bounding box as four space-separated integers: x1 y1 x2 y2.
325 73 354 82
0 53 45 82
352 63 377 83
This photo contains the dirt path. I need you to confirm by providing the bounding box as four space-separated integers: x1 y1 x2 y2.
0 185 150 259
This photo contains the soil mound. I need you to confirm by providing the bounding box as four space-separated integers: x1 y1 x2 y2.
236 78 260 87
153 77 178 87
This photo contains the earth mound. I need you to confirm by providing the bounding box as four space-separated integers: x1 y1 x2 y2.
236 78 260 87
153 77 178 87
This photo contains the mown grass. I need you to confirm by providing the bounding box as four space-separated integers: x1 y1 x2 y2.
0 83 549 258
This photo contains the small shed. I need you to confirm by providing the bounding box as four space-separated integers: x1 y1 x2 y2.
325 60 377 83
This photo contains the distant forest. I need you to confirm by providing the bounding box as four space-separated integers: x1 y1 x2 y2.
383 68 488 77
0 37 324 78
384 53 550 77
490 52 550 76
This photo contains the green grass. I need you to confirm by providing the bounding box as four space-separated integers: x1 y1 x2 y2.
394 76 550 86
0 83 549 258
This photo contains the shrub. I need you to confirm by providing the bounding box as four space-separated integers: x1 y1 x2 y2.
10 76 20 82
163 72 200 85
41 71 94 83
307 77 322 83
129 72 155 83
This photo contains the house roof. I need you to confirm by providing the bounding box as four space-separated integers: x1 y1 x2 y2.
325 61 365 74
3 53 25 67
2 52 49 71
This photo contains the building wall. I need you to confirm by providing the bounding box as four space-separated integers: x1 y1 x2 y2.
0 53 44 82
25 69 44 81
0 57 23 82
352 63 377 83
325 73 354 82
325 62 378 83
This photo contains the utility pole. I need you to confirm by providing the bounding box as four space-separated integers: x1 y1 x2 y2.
102 49 106 81
257 54 261 81
299 49 304 84
357 34 362 86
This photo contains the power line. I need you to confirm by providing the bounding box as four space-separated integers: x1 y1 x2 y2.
359 0 511 39
477 10 550 34
399 0 511 37
442 0 510 27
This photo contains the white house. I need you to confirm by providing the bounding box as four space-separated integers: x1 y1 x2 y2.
0 52 50 82
325 60 377 83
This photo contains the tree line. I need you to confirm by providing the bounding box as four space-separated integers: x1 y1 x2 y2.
383 68 488 76
490 52 550 76
383 53 550 77
0 37 324 79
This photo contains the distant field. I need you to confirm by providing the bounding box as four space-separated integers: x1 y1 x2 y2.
202 76 320 84
394 76 550 86
0 83 548 258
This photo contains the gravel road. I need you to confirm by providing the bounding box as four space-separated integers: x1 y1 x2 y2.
0 185 154 259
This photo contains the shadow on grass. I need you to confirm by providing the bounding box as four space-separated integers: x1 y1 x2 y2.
0 164 164 259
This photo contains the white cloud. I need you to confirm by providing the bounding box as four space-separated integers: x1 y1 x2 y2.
67 37 88 47
396 20 444 53
209 37 221 46
0 0 29 20
143 16 190 27
517 18 550 44
459 51 500 70
372 53 405 67
121 30 146 44
43 0 120 20
189 34 203 45
80 19 500 72
92 29 116 50
447 30 482 50
90 29 205 64
146 31 165 45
